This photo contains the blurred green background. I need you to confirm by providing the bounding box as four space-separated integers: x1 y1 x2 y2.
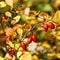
13 0 60 15
0 0 60 15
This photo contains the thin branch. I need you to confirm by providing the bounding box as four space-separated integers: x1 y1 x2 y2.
19 22 44 41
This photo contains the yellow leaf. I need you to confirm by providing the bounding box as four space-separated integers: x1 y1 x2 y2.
0 56 4 60
8 41 14 48
53 11 60 24
47 52 56 57
0 1 6 8
56 53 60 59
20 52 32 60
17 28 23 36
5 0 13 8
32 55 39 60
42 42 51 49
5 11 12 17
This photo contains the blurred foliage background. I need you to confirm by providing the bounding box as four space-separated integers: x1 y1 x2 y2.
13 0 60 15
0 0 60 15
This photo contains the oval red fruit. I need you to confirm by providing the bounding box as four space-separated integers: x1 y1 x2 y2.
47 22 55 29
2 16 7 21
27 37 32 44
10 48 15 56
21 42 26 50
31 34 37 42
44 24 48 32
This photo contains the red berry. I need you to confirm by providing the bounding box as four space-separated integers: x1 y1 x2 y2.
31 34 37 42
2 16 7 21
47 22 55 29
10 49 15 56
27 37 32 44
21 42 26 50
44 24 48 32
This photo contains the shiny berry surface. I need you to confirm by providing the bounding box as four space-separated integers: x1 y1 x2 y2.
47 22 55 29
31 34 37 42
44 24 48 32
21 42 26 50
27 37 32 44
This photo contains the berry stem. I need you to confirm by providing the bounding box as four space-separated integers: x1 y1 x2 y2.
19 22 44 41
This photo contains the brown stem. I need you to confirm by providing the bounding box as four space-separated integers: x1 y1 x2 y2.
19 22 44 41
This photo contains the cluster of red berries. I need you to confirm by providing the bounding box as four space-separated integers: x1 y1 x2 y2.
44 22 55 32
27 34 37 44
9 35 37 55
21 34 37 50
4 14 55 56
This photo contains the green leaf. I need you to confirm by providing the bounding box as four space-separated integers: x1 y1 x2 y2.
19 13 31 22
56 40 60 46
0 5 10 13
41 52 48 60
36 30 46 41
43 4 53 12
0 48 5 57
13 2 20 9
37 4 44 11
2 22 9 29
12 12 18 17
37 17 44 22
